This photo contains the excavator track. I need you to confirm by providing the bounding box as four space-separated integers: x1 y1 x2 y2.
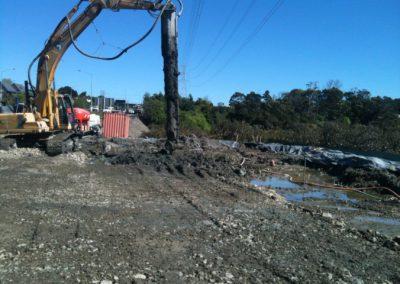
45 133 75 156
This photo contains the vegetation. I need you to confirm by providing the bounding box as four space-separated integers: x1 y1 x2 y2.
58 86 90 109
1 92 24 106
3 79 399 154
141 83 400 154
0 79 24 106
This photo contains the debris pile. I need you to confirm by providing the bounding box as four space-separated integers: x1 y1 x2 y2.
253 143 400 173
247 142 400 194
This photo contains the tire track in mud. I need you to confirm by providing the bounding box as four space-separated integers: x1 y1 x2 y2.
160 165 270 235
159 175 241 282
162 171 309 282
158 175 223 230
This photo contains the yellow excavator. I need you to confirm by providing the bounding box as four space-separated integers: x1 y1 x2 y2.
0 0 176 155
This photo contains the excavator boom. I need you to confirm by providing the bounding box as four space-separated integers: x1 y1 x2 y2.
34 0 166 130
0 0 179 156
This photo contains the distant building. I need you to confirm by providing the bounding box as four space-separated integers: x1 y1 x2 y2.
12 83 24 93
104 98 114 111
1 80 24 103
88 95 140 114
1 80 20 95
114 100 127 111
91 97 100 112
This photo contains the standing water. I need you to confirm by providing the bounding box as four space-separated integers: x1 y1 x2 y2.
251 176 400 237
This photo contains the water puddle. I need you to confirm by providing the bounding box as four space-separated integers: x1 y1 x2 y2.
251 177 356 203
352 216 400 226
316 205 359 212
251 176 400 237
252 177 300 189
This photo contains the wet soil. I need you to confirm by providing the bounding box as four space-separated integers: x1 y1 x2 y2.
0 137 399 283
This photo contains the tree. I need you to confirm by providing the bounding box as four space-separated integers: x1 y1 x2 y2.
58 86 78 98
262 90 273 104
229 92 245 106
139 84 400 154
318 87 344 120
1 78 13 86
181 110 212 133
180 94 195 111
2 93 24 106
306 81 319 90
142 93 166 125
73 95 90 109
326 80 342 89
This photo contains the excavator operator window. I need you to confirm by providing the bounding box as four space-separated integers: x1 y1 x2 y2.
64 95 77 129
58 96 70 127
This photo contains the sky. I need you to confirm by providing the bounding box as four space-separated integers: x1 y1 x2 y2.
0 0 399 104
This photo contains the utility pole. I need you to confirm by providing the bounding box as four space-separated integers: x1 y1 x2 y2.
162 5 180 144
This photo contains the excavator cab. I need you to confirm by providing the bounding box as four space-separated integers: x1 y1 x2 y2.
57 95 76 130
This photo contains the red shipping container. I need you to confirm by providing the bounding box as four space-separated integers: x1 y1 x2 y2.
102 113 130 138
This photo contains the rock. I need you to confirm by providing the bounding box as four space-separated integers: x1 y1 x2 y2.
0 138 17 151
340 268 352 278
133 274 147 280
353 278 364 284
234 168 247 177
333 220 345 227
175 164 185 175
322 212 333 219
225 272 234 279
100 280 112 284
384 240 400 251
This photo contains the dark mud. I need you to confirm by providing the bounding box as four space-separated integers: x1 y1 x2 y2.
0 136 399 283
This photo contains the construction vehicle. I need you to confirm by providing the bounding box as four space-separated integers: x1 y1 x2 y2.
0 0 177 155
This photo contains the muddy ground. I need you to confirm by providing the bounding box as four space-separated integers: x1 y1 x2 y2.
0 136 399 283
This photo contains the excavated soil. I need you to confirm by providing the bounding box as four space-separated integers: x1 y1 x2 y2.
0 136 399 283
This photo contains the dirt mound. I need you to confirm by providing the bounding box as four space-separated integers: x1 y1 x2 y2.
128 116 149 139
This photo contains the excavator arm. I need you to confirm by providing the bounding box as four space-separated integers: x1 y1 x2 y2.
33 0 167 130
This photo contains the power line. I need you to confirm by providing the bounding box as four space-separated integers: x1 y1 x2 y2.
91 21 124 53
180 64 188 97
92 21 106 46
184 0 205 65
190 0 257 79
189 0 240 72
193 0 285 87
28 0 172 94
66 0 171 61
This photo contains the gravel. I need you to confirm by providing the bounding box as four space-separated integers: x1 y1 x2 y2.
0 137 399 282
